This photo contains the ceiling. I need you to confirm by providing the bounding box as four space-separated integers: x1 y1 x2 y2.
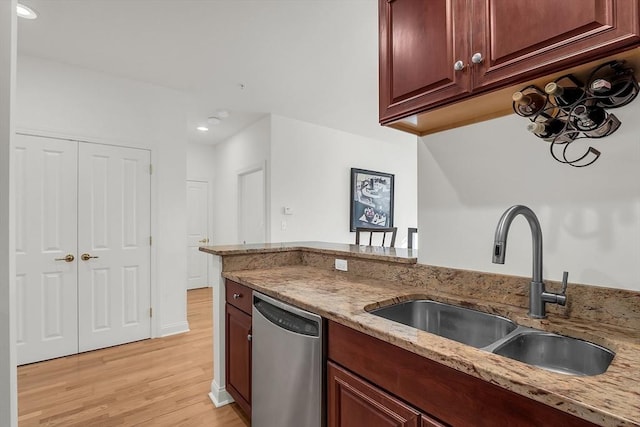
16 0 412 145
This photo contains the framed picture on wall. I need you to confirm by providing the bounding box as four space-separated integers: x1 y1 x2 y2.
350 168 394 232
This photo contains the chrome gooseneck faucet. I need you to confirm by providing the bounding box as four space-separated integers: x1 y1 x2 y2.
492 205 568 318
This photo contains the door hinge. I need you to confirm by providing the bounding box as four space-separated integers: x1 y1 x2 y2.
149 307 153 317
149 236 152 246
149 164 153 175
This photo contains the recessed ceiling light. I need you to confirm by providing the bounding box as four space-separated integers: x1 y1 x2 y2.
17 3 38 19
196 126 209 132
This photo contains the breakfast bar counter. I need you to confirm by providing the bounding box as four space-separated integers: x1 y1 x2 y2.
201 242 640 426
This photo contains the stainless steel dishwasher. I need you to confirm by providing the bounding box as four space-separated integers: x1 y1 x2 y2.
252 291 324 427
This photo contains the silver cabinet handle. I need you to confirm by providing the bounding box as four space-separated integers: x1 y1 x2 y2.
453 60 465 71
247 334 252 341
233 293 241 299
471 52 484 64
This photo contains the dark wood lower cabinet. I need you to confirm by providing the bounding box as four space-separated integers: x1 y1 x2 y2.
422 415 446 427
328 362 423 427
225 303 252 418
328 321 597 427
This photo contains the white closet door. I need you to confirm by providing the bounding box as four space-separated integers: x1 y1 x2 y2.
77 143 151 352
186 180 209 290
15 134 79 365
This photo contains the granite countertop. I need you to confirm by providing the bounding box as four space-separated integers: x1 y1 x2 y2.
200 241 418 263
223 265 640 427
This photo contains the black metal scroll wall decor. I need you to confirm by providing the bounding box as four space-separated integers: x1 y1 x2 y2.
512 60 639 167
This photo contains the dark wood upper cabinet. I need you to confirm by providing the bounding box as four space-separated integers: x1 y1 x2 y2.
472 0 640 89
379 0 471 122
379 0 640 132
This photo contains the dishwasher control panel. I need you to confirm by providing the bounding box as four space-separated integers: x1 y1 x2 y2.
253 297 319 336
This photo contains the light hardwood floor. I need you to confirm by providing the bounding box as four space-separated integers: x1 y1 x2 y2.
18 288 250 426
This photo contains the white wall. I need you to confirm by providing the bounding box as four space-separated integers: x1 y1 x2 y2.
212 114 418 246
213 116 271 245
418 101 640 291
15 55 190 335
270 115 417 245
0 1 17 425
187 142 216 183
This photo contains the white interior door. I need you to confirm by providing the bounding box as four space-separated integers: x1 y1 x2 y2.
238 168 265 244
15 134 79 365
186 180 209 290
77 143 151 352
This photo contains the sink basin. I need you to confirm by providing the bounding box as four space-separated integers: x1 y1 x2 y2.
492 332 615 376
369 300 517 348
369 299 615 376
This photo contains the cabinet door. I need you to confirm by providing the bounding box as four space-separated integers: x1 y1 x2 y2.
328 362 422 427
225 303 252 417
472 0 640 89
379 0 471 123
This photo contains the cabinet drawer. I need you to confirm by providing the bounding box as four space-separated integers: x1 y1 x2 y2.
225 279 252 314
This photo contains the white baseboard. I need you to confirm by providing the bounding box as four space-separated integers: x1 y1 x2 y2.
158 321 190 337
209 379 234 407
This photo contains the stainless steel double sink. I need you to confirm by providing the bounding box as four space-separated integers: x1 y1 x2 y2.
369 300 614 376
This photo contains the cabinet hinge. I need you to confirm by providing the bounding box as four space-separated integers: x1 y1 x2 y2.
149 307 153 317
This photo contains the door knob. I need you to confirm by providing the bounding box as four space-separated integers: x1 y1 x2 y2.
54 254 75 262
471 52 484 64
198 238 209 244
453 60 465 71
81 253 99 261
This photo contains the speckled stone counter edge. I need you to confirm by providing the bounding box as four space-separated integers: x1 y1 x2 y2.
200 241 418 263
201 242 639 329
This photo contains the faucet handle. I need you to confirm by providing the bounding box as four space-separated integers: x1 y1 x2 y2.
550 271 569 307
561 271 569 294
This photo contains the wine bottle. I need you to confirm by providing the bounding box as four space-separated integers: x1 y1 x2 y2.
571 104 621 138
527 119 576 143
545 82 584 109
512 91 547 117
589 69 639 108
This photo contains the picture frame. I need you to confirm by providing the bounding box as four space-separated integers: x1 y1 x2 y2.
350 168 394 232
